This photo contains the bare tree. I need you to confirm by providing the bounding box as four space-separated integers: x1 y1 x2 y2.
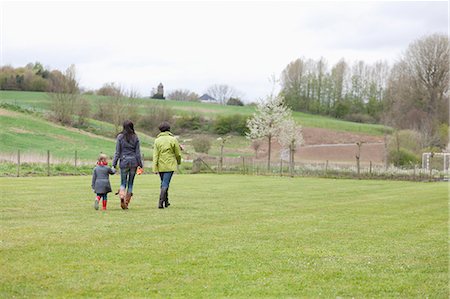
251 139 263 159
206 84 240 104
108 84 140 134
48 64 79 125
384 33 449 148
405 34 449 118
167 89 199 101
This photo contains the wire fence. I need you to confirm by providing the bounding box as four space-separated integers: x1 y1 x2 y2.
0 150 448 181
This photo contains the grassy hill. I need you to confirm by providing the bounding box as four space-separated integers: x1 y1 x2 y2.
0 108 153 161
0 90 389 135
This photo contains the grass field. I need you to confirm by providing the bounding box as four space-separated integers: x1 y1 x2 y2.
0 90 389 135
1 175 447 297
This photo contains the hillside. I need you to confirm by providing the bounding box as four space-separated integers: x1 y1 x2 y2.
0 90 391 165
0 90 389 136
0 108 153 161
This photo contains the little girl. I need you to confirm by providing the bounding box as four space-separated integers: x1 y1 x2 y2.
92 154 116 210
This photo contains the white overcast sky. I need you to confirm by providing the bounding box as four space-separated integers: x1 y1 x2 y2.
1 1 448 101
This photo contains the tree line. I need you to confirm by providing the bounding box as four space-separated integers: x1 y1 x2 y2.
281 33 449 150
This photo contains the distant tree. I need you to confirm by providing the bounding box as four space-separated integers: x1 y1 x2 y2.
108 85 140 134
97 82 123 97
167 89 199 101
384 33 449 148
251 139 263 159
48 64 80 125
246 94 291 171
281 58 305 111
278 118 304 176
75 97 91 126
206 84 240 104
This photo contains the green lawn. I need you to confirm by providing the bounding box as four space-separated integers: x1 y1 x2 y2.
0 90 389 135
0 175 447 297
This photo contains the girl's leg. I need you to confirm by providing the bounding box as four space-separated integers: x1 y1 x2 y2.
102 194 107 210
94 194 101 210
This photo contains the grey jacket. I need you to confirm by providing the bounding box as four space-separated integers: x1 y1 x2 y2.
112 134 143 169
92 165 116 194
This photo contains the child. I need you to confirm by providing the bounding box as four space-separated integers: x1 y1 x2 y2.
92 154 116 210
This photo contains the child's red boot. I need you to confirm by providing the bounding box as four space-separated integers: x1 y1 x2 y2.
102 199 107 210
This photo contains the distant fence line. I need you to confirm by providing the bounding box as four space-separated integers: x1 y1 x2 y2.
192 156 447 181
0 150 448 181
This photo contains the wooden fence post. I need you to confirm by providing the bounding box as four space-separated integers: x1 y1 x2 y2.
280 158 283 176
74 150 78 168
47 150 50 176
17 149 20 177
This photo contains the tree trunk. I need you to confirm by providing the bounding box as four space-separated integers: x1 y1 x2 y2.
267 135 272 172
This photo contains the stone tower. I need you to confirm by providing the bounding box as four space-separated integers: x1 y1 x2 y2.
157 83 164 96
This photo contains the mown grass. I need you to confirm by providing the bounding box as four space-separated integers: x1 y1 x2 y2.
0 90 389 135
0 174 447 297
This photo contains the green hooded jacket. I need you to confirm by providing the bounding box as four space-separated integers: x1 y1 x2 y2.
152 132 181 172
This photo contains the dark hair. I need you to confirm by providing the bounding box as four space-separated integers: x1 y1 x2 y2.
121 120 136 142
158 121 171 132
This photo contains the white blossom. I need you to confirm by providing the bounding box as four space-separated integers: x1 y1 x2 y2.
246 94 290 141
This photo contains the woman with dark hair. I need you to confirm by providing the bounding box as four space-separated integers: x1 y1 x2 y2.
113 120 143 209
153 121 181 209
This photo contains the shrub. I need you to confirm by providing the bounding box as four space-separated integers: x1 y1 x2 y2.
388 148 420 167
175 115 205 132
213 114 248 135
192 136 212 153
226 97 244 106
137 105 174 136
343 113 376 124
388 130 422 155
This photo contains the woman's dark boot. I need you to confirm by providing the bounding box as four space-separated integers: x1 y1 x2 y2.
164 190 170 207
159 187 168 209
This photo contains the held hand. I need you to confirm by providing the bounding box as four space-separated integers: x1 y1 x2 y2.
137 167 144 175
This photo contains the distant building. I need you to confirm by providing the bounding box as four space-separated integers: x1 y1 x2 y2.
199 93 217 103
151 82 165 99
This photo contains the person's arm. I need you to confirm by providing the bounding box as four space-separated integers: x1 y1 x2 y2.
152 141 159 173
109 167 116 175
91 168 97 190
135 138 143 168
112 136 121 168
173 138 182 165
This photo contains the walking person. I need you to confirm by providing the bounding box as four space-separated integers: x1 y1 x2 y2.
112 120 143 209
92 154 116 210
153 121 181 209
